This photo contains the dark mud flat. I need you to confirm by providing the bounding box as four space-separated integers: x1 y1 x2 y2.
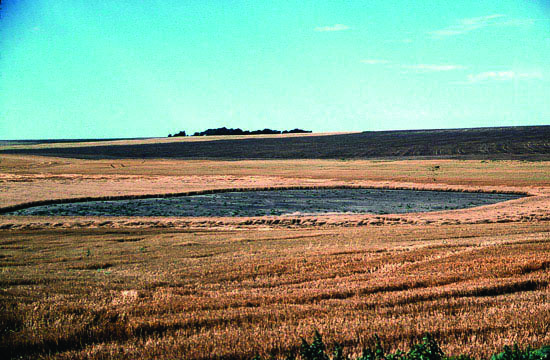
7 189 524 217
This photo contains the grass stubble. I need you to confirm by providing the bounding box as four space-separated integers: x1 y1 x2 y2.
0 153 549 359
1 223 549 359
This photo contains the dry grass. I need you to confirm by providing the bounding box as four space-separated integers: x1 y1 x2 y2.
1 223 549 359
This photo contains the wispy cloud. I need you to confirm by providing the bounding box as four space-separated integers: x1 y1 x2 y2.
403 64 466 72
360 60 465 72
499 18 536 26
466 70 543 83
429 14 532 38
314 24 350 32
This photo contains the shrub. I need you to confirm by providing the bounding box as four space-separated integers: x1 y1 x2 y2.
490 344 550 360
252 332 549 360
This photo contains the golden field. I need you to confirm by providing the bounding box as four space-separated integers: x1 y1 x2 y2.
1 153 549 359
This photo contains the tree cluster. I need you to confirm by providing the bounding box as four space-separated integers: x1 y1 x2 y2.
168 127 311 137
167 130 186 137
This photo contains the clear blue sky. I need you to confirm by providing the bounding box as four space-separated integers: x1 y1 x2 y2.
1 0 549 139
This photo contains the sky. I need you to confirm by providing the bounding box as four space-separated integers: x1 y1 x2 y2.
0 1 549 140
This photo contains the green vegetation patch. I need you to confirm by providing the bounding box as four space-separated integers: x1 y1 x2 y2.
253 331 550 360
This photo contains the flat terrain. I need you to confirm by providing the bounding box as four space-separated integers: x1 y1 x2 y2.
1 155 549 227
2 126 550 160
1 129 550 359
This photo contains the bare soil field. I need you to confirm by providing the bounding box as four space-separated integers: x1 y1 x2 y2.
1 132 550 359
2 126 550 160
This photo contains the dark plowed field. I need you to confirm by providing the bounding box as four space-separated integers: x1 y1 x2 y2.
3 126 550 160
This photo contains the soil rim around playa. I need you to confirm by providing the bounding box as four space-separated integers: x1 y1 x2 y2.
1 182 545 231
0 183 531 215
2 155 549 230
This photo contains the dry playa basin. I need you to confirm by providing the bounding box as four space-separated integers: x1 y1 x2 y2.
3 188 525 217
1 150 550 359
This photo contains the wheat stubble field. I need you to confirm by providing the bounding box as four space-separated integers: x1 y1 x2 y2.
1 129 550 359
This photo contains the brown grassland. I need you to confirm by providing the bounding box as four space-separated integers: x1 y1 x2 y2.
1 150 549 359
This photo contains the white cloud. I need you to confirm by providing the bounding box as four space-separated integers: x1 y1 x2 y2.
360 59 389 65
466 70 543 83
461 14 505 25
499 18 536 26
314 24 350 32
403 64 466 72
429 14 532 38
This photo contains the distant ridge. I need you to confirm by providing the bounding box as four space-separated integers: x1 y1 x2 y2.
2 126 550 160
0 137 149 145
